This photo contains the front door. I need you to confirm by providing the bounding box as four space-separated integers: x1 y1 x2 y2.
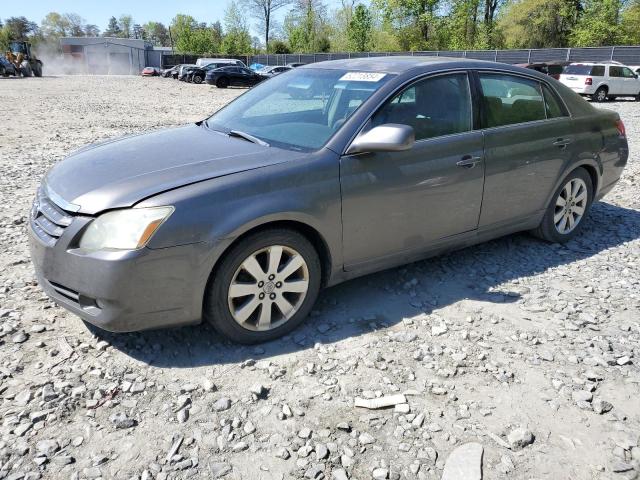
340 72 485 269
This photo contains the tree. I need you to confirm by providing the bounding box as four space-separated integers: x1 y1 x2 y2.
620 0 640 44
241 0 291 50
85 24 100 36
347 4 372 51
118 15 134 38
284 0 330 52
103 16 122 37
4 16 38 40
372 0 443 49
143 21 169 46
497 0 578 48
64 13 87 36
570 0 622 46
269 39 291 52
221 2 252 54
41 12 70 38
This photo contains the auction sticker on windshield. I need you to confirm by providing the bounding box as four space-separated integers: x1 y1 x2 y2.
339 72 387 82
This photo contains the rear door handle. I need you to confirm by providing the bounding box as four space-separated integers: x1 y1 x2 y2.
553 138 572 148
457 155 482 168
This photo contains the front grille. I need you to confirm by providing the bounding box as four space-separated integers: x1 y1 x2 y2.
48 280 80 305
30 188 76 246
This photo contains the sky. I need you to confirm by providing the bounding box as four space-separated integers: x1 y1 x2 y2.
3 0 348 37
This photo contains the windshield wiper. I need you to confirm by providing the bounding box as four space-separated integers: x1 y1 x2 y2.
228 130 270 147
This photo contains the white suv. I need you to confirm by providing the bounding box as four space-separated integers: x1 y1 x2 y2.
559 62 640 102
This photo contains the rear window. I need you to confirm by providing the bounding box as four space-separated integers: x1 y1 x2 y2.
564 65 604 76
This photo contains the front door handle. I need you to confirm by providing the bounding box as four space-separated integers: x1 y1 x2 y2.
457 155 482 168
553 138 572 148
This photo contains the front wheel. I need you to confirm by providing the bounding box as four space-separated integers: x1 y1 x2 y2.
204 229 322 344
193 75 203 84
531 167 593 243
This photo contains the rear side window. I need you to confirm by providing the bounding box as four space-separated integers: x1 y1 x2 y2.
479 73 546 127
371 73 472 141
541 84 566 118
564 64 604 76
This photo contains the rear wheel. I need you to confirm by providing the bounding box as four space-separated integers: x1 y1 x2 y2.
216 77 229 88
635 91 640 102
532 167 593 243
592 87 607 102
204 229 322 344
33 63 42 77
193 75 203 84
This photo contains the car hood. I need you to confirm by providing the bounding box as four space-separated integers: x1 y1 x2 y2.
45 123 301 215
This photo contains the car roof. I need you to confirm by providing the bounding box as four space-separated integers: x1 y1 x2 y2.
300 56 536 75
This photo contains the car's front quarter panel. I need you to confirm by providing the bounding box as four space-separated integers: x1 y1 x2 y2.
138 148 343 283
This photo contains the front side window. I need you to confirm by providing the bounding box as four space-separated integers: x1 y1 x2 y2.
207 68 394 150
479 73 546 127
622 67 636 78
371 73 472 141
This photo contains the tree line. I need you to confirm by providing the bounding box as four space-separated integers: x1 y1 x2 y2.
1 0 639 56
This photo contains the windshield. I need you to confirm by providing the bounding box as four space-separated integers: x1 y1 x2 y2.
206 68 393 151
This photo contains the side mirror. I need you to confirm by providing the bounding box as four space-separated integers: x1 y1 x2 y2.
347 124 415 155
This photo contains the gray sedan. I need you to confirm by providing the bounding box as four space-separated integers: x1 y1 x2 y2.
29 57 628 344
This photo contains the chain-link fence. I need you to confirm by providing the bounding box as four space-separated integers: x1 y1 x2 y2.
244 46 640 67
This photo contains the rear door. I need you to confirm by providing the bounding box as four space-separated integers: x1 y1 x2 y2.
621 67 640 95
340 72 485 268
476 72 574 228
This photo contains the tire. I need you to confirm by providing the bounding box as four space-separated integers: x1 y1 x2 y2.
531 167 593 243
33 63 42 77
635 92 640 102
193 75 203 84
216 77 229 88
204 229 322 344
592 87 607 102
608 96 616 102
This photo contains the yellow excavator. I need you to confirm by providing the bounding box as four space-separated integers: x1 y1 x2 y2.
8 41 43 77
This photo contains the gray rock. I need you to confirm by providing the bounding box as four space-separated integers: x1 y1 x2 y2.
109 412 137 429
213 397 231 412
359 432 375 445
332 468 349 480
372 467 389 479
572 390 593 403
36 439 60 456
507 428 534 450
12 332 28 343
592 398 613 414
441 442 483 480
210 462 232 478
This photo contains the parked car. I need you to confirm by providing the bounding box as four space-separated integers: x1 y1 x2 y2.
249 63 265 71
559 62 640 102
141 67 160 77
197 57 245 67
517 61 570 79
161 66 179 78
258 65 292 78
29 57 628 344
177 64 197 81
0 57 18 77
187 60 245 84
205 65 264 88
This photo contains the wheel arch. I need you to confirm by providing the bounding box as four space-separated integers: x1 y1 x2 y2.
208 218 333 291
544 161 601 210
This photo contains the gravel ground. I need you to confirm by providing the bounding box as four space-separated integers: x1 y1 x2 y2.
0 75 639 480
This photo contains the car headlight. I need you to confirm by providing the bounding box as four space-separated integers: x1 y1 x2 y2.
79 206 174 251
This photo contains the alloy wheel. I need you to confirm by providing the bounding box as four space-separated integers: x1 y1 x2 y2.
554 178 588 235
227 245 309 331
596 89 607 102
